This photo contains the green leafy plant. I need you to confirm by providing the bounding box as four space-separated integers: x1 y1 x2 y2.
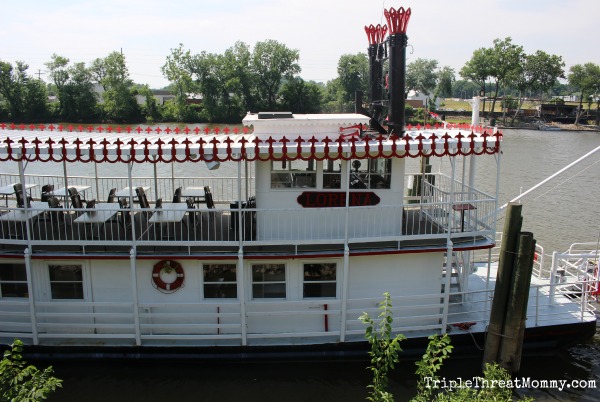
0 339 62 401
412 334 453 402
359 292 406 402
411 336 533 402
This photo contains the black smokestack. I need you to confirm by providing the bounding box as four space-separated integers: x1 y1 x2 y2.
384 7 411 136
364 24 387 105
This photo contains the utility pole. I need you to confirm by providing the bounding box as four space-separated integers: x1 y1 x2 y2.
36 69 44 80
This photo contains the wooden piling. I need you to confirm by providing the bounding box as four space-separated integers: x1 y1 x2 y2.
498 231 536 372
511 234 536 373
482 203 523 366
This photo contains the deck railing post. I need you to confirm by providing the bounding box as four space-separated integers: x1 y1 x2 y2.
441 240 453 333
238 247 247 346
18 158 34 249
127 163 137 246
24 248 39 345
340 158 352 342
130 246 141 345
549 251 559 303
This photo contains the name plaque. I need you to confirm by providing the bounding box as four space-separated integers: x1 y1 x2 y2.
297 191 380 208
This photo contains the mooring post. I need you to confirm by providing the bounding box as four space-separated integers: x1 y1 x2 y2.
498 231 536 373
483 203 523 367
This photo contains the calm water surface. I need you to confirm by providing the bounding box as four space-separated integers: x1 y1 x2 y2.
13 128 600 401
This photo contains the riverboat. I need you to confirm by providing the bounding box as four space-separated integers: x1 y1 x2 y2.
0 6 596 359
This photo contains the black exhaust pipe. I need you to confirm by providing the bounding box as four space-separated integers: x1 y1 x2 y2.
384 7 411 136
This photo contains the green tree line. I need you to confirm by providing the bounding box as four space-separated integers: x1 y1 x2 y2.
1 37 598 124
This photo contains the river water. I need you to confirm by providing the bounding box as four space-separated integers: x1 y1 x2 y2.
9 128 600 401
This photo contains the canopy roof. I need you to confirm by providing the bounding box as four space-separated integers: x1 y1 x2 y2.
0 119 501 164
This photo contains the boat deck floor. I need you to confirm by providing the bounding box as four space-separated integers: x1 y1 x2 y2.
445 263 596 339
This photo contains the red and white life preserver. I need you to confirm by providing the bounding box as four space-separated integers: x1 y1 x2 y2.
152 260 185 292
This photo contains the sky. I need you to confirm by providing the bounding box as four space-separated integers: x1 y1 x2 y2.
1 0 598 89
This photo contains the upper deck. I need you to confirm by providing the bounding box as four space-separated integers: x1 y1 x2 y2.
0 117 502 259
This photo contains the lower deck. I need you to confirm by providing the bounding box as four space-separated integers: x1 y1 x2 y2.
0 252 595 353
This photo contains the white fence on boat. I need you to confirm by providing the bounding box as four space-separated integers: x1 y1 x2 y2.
0 171 498 250
0 274 595 347
0 173 251 206
0 201 498 250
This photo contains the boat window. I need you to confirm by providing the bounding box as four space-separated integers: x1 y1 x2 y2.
251 264 286 299
48 264 84 300
349 158 391 189
271 160 316 189
0 263 28 298
203 264 237 299
322 160 341 189
303 263 337 298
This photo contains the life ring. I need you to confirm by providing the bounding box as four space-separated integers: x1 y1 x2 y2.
152 260 185 292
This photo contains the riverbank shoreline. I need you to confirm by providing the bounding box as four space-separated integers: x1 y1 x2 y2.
492 121 600 132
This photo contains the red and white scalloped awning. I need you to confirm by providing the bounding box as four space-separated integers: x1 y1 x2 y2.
0 123 501 164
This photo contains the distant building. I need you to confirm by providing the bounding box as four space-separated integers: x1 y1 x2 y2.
406 90 440 109
135 90 175 105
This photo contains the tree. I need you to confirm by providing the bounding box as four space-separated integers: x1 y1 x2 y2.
321 77 346 113
1 339 62 401
436 66 455 98
161 43 196 120
460 47 494 113
136 84 161 122
188 51 229 122
0 60 48 122
486 37 525 115
336 53 369 109
251 40 300 110
406 58 440 118
406 58 439 98
452 80 480 99
509 51 564 125
280 77 324 113
46 54 97 121
568 63 600 125
222 41 256 114
91 51 141 122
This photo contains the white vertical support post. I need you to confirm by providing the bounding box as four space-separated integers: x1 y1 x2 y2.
549 251 559 303
462 137 474 290
237 160 243 243
127 163 136 243
236 159 247 346
129 247 141 345
441 241 454 333
24 248 39 345
470 96 480 128
17 158 33 247
62 160 70 207
340 158 352 342
170 163 175 197
483 247 493 325
238 248 247 346
492 148 502 227
245 160 249 202
94 163 100 202
448 156 457 234
441 156 456 333
153 156 159 201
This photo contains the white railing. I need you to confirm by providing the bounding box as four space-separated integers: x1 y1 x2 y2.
1 278 594 346
1 200 498 249
0 172 252 206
